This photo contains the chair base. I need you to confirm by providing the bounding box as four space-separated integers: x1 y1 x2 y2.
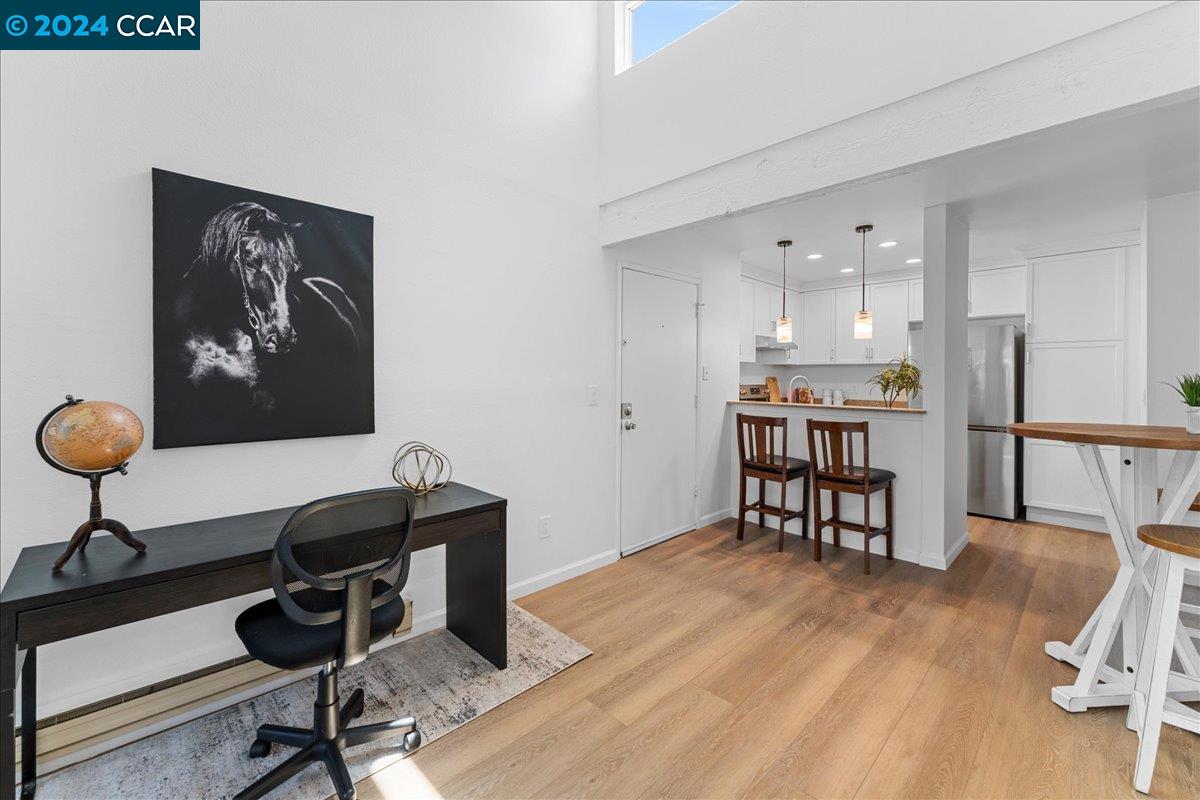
235 666 420 800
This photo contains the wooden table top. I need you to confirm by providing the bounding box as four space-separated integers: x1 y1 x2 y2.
1008 422 1200 450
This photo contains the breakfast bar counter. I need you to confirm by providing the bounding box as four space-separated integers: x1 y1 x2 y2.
727 400 937 567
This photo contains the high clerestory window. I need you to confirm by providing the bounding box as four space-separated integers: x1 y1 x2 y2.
619 1 740 73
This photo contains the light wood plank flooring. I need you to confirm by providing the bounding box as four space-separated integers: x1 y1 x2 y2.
354 517 1198 799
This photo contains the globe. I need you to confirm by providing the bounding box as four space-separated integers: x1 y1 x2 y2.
42 400 144 472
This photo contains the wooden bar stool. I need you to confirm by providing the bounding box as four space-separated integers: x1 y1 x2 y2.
735 414 810 551
1130 524 1200 795
805 419 894 574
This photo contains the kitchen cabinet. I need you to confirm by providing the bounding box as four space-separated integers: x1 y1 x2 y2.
834 286 870 362
969 266 1026 318
909 279 923 322
738 278 756 363
1027 250 1124 342
869 280 909 362
754 280 784 338
799 289 835 363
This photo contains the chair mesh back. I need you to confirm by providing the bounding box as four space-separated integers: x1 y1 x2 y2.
275 488 414 619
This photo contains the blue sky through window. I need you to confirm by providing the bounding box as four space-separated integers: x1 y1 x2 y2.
630 1 740 65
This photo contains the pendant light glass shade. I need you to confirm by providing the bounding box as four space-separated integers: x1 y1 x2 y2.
776 239 792 343
854 309 873 339
853 224 873 340
777 316 793 343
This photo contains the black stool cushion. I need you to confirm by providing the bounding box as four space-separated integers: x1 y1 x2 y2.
744 456 811 475
235 580 407 671
824 466 896 485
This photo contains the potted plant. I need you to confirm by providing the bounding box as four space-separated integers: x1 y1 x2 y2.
1167 373 1200 434
867 354 923 409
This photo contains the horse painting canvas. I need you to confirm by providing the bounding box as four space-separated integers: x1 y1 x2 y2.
153 169 374 448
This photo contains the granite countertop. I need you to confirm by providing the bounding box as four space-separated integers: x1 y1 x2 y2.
728 399 926 415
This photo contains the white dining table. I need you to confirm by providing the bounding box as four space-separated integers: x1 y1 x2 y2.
1009 422 1200 730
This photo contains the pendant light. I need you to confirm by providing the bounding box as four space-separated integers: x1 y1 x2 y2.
776 239 793 343
854 224 874 339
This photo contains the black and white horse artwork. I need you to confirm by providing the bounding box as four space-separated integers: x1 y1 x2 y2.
153 169 374 448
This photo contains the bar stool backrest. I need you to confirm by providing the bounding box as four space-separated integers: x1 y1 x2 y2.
736 414 788 467
806 419 870 488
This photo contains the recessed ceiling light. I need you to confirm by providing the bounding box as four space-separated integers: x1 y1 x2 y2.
906 257 922 264
840 267 855 273
879 241 898 248
807 253 822 260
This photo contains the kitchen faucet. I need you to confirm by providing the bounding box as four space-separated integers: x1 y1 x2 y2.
787 374 812 402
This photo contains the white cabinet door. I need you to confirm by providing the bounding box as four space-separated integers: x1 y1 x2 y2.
970 266 1026 318
909 279 923 322
800 290 835 363
834 285 870 363
1027 249 1125 342
739 278 756 363
869 280 909 363
754 281 784 337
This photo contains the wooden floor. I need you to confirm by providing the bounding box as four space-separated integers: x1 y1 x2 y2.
355 517 1198 800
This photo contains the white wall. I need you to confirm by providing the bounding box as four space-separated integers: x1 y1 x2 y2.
607 234 741 525
1145 191 1200 427
0 0 612 716
598 0 1171 202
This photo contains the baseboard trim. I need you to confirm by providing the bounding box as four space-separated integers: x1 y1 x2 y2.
920 530 969 571
699 508 733 528
507 549 620 600
1026 507 1107 533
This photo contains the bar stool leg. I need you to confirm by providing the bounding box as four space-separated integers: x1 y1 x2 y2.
736 475 747 542
832 494 841 548
801 472 810 540
1133 554 1186 794
885 483 894 561
778 478 787 552
862 492 872 575
813 485 823 562
758 479 765 528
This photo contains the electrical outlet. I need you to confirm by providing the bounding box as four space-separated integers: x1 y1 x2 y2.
587 384 599 406
539 515 552 539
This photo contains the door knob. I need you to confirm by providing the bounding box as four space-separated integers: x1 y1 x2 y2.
623 421 637 430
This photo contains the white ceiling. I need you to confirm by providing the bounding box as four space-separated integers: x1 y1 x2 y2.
693 97 1199 282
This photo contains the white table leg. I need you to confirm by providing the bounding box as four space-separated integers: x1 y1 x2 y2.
1048 444 1200 712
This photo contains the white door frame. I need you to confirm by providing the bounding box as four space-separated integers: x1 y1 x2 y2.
615 261 703 556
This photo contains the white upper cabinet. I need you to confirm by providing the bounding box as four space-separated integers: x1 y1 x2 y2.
800 289 835 364
738 278 756 363
834 286 871 363
969 266 1026 318
753 280 784 338
909 279 923 322
869 280 910 363
1027 249 1125 342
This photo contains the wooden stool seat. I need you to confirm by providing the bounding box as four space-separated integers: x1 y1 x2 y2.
735 414 810 552
1129 523 1200 795
1136 524 1200 558
805 419 895 575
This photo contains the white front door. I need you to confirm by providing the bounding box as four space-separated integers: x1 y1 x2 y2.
620 267 698 555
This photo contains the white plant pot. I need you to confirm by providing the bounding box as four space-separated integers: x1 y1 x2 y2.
1187 406 1200 435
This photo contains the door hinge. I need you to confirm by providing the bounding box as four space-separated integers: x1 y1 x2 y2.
693 486 700 498
694 394 699 409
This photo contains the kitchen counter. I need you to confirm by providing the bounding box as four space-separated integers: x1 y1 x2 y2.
728 399 925 415
727 400 937 567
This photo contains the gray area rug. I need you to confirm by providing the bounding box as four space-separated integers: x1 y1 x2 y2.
36 604 589 799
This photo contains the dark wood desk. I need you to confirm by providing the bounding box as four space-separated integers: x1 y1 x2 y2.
1 482 506 798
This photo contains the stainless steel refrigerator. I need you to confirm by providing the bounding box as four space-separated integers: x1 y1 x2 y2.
909 323 1023 519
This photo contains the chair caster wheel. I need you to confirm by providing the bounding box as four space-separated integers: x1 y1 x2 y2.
353 706 365 720
402 730 421 753
248 739 272 758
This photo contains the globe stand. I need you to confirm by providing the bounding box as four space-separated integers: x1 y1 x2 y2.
36 396 147 573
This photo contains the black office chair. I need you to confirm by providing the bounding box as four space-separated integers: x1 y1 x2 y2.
233 487 422 800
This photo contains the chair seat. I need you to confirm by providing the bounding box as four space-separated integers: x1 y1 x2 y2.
821 466 896 486
743 456 810 476
235 580 407 671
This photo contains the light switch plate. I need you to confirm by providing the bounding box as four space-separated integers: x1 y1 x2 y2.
587 384 599 406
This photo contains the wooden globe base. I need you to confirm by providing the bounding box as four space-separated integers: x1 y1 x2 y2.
52 474 147 573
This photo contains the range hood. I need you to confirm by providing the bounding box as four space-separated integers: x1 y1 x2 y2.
756 334 797 351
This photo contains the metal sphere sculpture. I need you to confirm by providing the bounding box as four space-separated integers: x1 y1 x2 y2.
391 441 452 496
